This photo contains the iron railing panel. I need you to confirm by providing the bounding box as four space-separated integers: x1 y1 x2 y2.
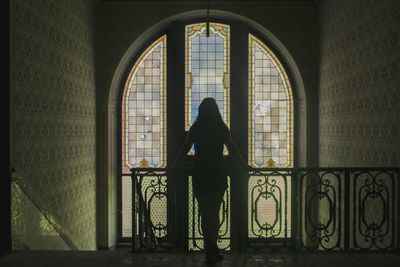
128 167 399 252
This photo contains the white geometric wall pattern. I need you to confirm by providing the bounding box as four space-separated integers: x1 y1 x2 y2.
10 0 96 249
319 0 400 167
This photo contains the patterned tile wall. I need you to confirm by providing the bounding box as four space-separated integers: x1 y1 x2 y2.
10 0 96 249
319 0 400 167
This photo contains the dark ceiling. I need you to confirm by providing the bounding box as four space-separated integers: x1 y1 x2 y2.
99 0 318 2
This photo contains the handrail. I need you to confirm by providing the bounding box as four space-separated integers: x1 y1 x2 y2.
130 166 400 172
11 171 78 250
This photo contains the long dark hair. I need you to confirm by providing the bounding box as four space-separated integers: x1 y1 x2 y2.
196 97 224 126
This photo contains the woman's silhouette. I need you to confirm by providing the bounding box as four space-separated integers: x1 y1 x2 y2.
173 97 246 265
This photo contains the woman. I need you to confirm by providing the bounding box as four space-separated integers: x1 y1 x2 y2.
173 97 246 265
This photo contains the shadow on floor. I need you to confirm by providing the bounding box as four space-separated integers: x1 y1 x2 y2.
1 250 400 267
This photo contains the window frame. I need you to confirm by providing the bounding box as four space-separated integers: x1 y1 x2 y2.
116 19 299 245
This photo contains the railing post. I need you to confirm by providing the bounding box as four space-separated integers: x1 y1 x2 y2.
180 167 189 251
180 169 185 251
131 170 137 251
344 170 350 252
230 167 240 251
397 168 400 253
291 170 299 251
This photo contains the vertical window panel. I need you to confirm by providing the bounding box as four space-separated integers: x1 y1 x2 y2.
122 36 167 169
248 34 293 167
185 23 230 130
185 23 231 248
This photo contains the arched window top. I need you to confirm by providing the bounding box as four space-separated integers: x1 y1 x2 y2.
248 34 293 167
122 35 167 171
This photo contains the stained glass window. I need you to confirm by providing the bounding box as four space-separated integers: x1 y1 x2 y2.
121 36 166 237
122 35 167 171
120 26 296 243
248 34 293 167
185 23 230 130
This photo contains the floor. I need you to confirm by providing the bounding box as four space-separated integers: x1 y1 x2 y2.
1 250 400 267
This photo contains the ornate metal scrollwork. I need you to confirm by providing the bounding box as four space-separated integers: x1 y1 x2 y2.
143 175 168 238
352 171 396 251
134 170 169 250
300 171 342 250
247 170 289 251
129 167 399 252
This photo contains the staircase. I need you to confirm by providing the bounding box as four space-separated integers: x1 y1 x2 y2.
11 172 77 250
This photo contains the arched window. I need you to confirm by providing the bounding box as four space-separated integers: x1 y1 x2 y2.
119 23 296 245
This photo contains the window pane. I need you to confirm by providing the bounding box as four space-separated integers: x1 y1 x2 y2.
122 36 166 169
185 23 230 130
248 34 293 167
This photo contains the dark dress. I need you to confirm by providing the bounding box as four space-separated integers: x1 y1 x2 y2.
186 120 230 258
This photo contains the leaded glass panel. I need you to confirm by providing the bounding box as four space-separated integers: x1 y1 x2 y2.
122 36 167 170
248 34 293 167
185 23 230 130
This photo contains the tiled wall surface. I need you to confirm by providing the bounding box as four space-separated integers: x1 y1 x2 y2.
10 0 97 249
319 0 400 167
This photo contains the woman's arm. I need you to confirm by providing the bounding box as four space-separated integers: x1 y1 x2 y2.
172 130 195 168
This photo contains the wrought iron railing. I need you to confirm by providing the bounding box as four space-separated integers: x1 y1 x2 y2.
130 168 171 251
129 167 400 252
246 168 291 251
188 175 231 251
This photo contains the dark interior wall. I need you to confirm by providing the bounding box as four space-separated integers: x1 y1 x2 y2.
318 0 400 167
10 0 97 249
2 0 10 256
